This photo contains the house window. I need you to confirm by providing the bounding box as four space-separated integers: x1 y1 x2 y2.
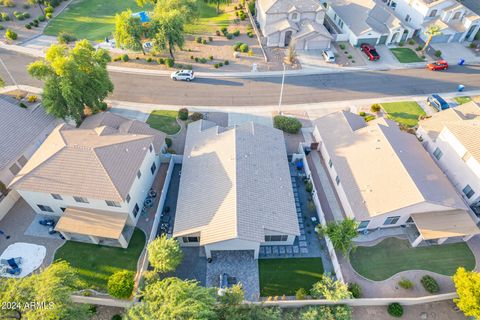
106 200 121 207
453 12 462 20
126 194 131 203
37 204 53 212
149 144 153 153
51 193 63 200
335 176 340 185
334 14 337 21
265 235 288 242
73 196 89 203
328 159 333 168
405 14 411 22
291 12 299 20
433 147 443 160
133 204 140 217
358 220 370 229
406 216 414 223
182 236 200 243
429 9 437 17
384 216 400 225
463 185 475 199
137 170 142 179
60 207 66 212
9 163 20 175
150 162 157 175
18 155 28 167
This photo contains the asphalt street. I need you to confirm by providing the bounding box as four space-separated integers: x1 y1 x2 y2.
2 49 480 106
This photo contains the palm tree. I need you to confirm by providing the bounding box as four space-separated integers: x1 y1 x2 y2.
422 24 442 52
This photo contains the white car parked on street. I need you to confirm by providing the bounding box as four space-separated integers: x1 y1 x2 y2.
322 49 335 63
170 70 195 82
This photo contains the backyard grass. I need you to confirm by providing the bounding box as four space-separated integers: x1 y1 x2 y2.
349 238 475 281
259 258 324 296
184 2 232 34
44 0 150 41
380 101 426 127
390 48 424 63
146 110 181 135
454 96 472 105
54 228 146 291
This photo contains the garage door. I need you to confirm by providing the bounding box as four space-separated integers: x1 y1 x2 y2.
430 34 451 43
451 32 463 42
357 38 378 46
306 39 330 50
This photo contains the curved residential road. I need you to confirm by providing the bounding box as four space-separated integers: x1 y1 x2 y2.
2 49 480 106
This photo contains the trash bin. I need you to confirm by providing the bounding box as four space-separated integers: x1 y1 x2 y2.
458 58 465 65
458 84 465 92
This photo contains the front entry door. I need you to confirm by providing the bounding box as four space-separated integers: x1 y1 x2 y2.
284 31 293 47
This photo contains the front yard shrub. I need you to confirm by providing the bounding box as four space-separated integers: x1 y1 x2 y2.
388 303 403 317
226 33 233 39
165 137 172 148
339 43 346 50
0 12 9 21
208 36 213 42
214 63 219 68
364 115 375 122
359 111 366 116
57 31 77 44
27 95 37 103
19 102 27 108
107 270 134 299
2 0 15 7
32 19 39 27
15 12 25 20
220 26 228 34
209 55 213 60
194 57 199 62
199 57 207 63
233 42 242 51
190 112 203 121
146 57 153 62
274 115 302 134
434 50 442 57
38 15 45 22
202 39 207 44
190 55 194 60
348 282 362 298
157 57 165 64
166 58 174 67
178 108 189 120
219 62 223 67
111 315 122 320
233 29 240 37
408 39 415 45
5 28 17 40
44 6 54 14
247 31 254 38
421 275 439 293
224 60 229 65
240 13 246 20
113 56 121 62
22 12 30 19
240 43 249 52
370 103 381 112
305 181 313 193
347 55 352 59
195 36 202 43
46 12 53 19
25 24 31 29
216 30 221 36
398 278 413 289
121 54 129 62
248 1 255 14
295 288 307 300
398 41 404 47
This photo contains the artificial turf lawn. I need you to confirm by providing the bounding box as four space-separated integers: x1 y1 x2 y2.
44 0 150 41
380 101 426 127
146 110 181 135
54 228 146 291
390 48 424 63
259 258 324 296
349 238 475 281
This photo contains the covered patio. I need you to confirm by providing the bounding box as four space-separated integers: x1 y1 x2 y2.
55 207 133 248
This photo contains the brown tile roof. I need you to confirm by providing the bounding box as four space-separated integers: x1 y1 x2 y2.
412 210 480 240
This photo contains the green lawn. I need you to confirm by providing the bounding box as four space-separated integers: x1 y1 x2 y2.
390 48 424 63
44 0 150 41
259 258 324 296
454 96 472 105
350 238 475 281
54 228 146 291
146 110 181 135
184 1 232 34
380 101 426 127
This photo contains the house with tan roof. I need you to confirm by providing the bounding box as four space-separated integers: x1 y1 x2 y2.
312 111 479 247
9 112 166 248
173 120 300 259
417 102 480 208
256 0 333 49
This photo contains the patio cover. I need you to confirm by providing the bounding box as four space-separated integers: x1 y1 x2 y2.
55 207 128 240
412 210 480 240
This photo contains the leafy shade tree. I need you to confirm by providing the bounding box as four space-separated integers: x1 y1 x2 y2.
453 267 480 318
422 24 442 51
127 277 217 320
0 261 91 320
27 40 113 124
150 10 185 59
114 10 146 54
318 218 358 256
205 0 230 14
300 305 352 320
147 234 183 273
108 270 135 299
142 0 198 23
310 274 352 301
217 284 245 319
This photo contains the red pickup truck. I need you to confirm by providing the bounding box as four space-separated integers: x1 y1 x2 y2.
360 43 380 61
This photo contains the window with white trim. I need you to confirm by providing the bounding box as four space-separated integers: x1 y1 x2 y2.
463 185 475 199
383 216 400 225
265 235 288 242
182 236 200 243
335 176 340 185
358 220 370 229
106 200 121 207
328 159 333 168
37 204 53 212
433 147 443 160
133 204 140 217
73 196 89 203
150 162 157 175
51 193 63 200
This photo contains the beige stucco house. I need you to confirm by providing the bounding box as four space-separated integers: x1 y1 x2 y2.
312 111 479 247
173 120 300 259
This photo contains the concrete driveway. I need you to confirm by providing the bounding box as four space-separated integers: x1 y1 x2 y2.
358 45 401 68
431 43 479 63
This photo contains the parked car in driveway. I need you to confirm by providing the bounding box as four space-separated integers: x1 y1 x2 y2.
322 49 335 63
427 60 448 71
170 70 195 81
427 94 450 111
360 43 380 61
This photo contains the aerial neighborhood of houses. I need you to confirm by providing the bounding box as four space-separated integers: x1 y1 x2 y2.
1 0 480 318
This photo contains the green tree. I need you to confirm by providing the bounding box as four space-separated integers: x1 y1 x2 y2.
141 0 198 22
310 274 352 301
300 306 352 320
108 270 135 299
27 40 113 124
205 0 230 14
0 261 91 320
318 218 358 255
147 234 183 273
422 24 442 51
150 10 185 59
127 277 217 320
217 284 245 319
453 267 480 318
114 10 146 54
